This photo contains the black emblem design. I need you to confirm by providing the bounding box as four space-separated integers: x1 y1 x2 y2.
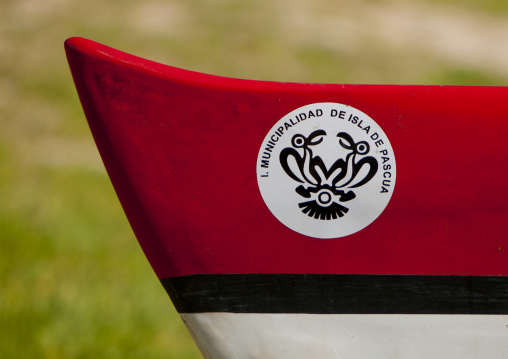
279 130 378 220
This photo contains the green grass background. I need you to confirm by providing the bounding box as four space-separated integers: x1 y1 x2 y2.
1 0 507 357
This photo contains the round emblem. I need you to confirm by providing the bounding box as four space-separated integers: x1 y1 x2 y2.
256 103 396 239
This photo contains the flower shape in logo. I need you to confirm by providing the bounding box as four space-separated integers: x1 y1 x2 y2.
279 130 378 220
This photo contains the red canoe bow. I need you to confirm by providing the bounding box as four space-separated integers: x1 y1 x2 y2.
66 37 508 359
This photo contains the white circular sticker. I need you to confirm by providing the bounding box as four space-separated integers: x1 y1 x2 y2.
256 103 396 239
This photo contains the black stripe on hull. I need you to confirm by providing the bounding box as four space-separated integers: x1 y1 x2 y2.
161 274 508 314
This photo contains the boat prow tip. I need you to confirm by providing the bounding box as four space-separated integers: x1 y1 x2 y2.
64 37 105 56
64 36 86 48
63 37 241 89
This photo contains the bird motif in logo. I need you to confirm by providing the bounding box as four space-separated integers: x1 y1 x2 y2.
279 130 378 220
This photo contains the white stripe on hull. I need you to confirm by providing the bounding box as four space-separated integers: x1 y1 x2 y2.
181 313 508 359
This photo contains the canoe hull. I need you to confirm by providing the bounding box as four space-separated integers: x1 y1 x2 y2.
65 37 508 358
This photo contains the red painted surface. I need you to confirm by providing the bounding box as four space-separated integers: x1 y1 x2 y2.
65 37 508 278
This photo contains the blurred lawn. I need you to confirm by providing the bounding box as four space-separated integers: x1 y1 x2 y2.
1 0 508 358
